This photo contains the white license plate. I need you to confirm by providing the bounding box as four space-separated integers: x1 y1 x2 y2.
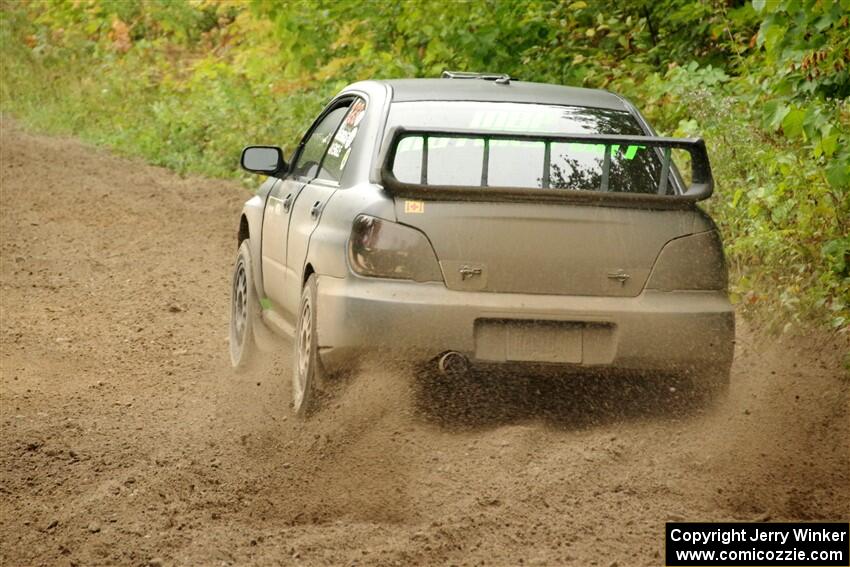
475 320 583 363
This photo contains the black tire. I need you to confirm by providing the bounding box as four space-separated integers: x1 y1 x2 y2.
229 240 260 372
292 273 324 417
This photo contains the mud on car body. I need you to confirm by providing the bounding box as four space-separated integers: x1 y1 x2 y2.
230 73 735 416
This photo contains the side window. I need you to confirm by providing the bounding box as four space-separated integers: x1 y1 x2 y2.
291 104 351 180
317 98 367 183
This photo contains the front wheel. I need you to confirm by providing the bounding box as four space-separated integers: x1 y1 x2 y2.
292 274 324 417
229 240 260 372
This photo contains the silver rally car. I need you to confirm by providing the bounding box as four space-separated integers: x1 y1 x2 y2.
231 72 735 416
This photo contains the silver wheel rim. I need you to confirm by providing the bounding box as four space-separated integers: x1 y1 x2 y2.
231 260 248 348
293 297 312 410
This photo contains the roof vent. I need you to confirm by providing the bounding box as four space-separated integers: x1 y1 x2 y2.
441 70 511 85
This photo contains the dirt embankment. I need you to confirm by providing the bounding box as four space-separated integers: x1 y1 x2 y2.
1 119 848 567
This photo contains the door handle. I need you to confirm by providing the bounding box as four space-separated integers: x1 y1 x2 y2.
310 201 323 219
282 193 293 212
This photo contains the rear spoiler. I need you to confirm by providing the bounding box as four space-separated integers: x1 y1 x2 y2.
379 127 713 208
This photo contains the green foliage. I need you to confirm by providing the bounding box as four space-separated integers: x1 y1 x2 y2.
1 0 847 330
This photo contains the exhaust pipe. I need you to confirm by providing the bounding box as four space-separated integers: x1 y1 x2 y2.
438 351 469 377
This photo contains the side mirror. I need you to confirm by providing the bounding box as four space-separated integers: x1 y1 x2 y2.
241 146 287 176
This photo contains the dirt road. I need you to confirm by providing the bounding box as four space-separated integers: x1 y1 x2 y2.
1 119 848 567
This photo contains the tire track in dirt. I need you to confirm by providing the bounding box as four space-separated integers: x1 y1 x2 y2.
1 118 848 567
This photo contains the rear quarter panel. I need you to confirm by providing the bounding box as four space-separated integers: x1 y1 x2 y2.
307 183 397 279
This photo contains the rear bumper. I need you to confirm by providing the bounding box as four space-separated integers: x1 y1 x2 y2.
316 274 734 373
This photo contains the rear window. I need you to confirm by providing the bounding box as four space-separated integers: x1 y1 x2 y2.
386 101 670 194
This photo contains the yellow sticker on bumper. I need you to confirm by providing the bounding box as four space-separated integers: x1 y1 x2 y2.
404 200 425 214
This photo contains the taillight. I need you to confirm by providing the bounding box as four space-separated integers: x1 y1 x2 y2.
646 230 727 291
348 215 444 282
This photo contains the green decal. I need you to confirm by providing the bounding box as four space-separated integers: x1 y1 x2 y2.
562 143 645 159
623 144 646 160
259 297 272 310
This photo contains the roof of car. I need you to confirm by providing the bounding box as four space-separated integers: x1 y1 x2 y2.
380 78 630 111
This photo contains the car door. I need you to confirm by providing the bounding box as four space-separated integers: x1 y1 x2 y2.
281 98 368 319
261 178 301 307
261 103 351 310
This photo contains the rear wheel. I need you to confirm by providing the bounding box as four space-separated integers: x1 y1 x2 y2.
229 240 259 372
292 274 324 417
